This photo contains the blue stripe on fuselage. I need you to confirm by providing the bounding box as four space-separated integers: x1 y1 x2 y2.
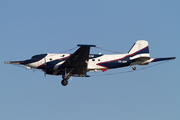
128 46 149 57
89 54 103 59
37 56 70 69
97 46 149 69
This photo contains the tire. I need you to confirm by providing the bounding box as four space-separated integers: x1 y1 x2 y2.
61 80 68 86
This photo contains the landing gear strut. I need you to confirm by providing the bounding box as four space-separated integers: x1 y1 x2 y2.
61 68 74 86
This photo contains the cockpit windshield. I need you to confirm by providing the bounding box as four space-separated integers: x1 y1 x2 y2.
31 56 38 60
31 54 47 60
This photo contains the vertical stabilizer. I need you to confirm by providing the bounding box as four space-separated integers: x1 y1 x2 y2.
128 40 150 60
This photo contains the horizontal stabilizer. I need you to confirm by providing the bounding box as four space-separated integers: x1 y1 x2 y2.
150 57 176 62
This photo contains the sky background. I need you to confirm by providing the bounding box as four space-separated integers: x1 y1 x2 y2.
0 0 179 120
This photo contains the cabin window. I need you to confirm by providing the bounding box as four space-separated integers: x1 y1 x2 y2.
50 58 52 60
98 59 100 61
92 59 95 61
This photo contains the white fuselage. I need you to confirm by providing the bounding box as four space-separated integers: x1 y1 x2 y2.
26 53 128 71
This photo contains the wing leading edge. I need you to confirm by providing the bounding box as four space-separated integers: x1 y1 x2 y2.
58 44 96 76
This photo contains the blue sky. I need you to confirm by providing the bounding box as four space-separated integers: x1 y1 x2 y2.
0 1 179 120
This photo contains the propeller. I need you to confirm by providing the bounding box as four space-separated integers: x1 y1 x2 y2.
44 58 47 77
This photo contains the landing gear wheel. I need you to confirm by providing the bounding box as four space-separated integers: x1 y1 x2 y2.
61 80 68 86
132 66 136 70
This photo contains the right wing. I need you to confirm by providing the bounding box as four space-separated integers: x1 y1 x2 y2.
58 44 96 76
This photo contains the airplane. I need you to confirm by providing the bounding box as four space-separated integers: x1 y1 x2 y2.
5 40 175 86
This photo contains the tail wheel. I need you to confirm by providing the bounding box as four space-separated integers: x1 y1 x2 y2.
61 80 68 86
132 66 136 70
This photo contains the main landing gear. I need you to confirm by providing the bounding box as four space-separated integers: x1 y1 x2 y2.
61 80 68 86
61 75 70 86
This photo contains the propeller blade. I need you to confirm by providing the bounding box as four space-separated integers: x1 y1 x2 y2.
44 58 47 77
44 71 46 77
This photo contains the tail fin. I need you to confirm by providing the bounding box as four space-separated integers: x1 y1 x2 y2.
128 40 176 65
128 40 150 60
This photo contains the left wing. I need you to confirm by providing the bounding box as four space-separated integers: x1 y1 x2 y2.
58 44 96 76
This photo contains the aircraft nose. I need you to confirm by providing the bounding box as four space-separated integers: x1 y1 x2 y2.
5 59 38 66
4 60 25 64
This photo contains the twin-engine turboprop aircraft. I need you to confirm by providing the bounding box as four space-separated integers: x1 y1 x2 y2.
5 40 175 86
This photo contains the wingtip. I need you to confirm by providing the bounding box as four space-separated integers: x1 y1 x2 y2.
77 44 96 47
